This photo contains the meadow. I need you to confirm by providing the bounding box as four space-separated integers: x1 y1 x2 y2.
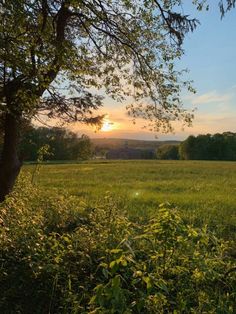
1 160 236 313
25 160 236 239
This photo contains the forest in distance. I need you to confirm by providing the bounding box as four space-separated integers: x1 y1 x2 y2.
1 126 236 162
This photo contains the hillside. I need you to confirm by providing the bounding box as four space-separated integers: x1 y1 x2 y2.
91 138 181 150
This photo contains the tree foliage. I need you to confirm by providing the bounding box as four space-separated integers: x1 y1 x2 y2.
156 144 179 160
0 0 203 131
20 126 94 161
219 0 236 16
179 132 236 160
1 0 233 127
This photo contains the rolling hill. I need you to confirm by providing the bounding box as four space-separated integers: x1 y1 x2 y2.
91 138 181 150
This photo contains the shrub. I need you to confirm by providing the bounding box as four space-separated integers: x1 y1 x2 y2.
0 175 235 313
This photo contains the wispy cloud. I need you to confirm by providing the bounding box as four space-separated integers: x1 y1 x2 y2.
185 90 233 106
230 84 236 91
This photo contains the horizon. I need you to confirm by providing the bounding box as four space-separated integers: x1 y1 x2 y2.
90 137 182 142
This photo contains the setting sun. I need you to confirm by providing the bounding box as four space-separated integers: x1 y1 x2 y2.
101 117 114 132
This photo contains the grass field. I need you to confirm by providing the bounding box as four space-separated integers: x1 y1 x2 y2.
2 160 235 312
24 160 236 239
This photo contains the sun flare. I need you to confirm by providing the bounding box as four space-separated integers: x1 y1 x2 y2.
101 118 114 132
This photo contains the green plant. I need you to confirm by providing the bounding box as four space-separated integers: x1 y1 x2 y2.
0 176 235 313
89 205 236 313
31 144 53 184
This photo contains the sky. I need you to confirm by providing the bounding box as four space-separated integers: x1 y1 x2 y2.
70 2 236 141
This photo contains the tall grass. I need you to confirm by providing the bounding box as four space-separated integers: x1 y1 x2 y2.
0 173 235 313
24 160 236 239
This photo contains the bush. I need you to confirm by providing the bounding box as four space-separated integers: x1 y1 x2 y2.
0 175 235 313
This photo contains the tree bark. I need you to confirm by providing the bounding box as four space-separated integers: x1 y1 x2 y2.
0 113 22 202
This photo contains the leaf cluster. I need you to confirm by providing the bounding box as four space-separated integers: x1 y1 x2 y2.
20 126 94 161
0 0 202 132
179 132 236 161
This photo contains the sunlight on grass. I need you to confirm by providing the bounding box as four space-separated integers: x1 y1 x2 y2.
24 160 236 239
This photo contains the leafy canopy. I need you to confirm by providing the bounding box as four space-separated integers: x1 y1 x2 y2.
0 0 233 131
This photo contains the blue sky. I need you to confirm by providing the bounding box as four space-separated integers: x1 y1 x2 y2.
72 2 236 140
171 1 236 139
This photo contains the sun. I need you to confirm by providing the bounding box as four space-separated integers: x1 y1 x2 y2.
101 118 114 132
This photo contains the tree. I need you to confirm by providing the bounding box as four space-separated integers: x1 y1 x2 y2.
179 135 196 160
157 144 179 160
179 132 236 161
219 0 236 16
20 126 94 160
0 0 233 201
76 134 94 160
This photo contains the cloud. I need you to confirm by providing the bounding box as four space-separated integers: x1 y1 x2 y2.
186 90 233 106
171 111 236 139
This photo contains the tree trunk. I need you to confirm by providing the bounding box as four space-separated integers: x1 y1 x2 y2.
0 113 22 202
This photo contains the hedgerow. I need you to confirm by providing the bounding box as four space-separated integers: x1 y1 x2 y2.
0 174 235 313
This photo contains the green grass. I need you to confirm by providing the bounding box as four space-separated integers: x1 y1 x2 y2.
24 160 236 239
2 160 235 312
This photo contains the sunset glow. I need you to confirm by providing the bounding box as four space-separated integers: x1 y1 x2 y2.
101 117 115 132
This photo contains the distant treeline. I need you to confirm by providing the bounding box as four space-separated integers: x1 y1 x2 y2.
106 147 156 159
155 132 236 161
1 127 236 161
180 132 236 161
20 126 94 161
156 144 179 160
0 126 160 161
